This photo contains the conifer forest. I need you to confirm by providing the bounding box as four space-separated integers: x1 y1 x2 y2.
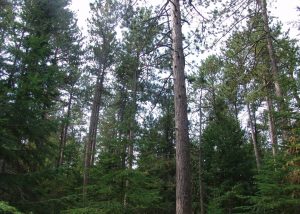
1 0 300 213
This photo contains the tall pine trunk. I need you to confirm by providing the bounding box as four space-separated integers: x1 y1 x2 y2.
258 0 288 142
170 0 192 213
244 85 261 169
266 95 277 157
124 55 139 208
246 102 261 170
198 90 205 214
57 89 73 167
83 69 105 199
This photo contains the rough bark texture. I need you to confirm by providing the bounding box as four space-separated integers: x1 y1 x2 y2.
170 0 192 213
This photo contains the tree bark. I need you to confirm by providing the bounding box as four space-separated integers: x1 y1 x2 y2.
198 90 205 214
91 69 106 166
266 95 277 157
128 57 138 170
246 102 261 170
83 69 105 199
124 55 139 208
258 0 288 142
0 159 5 174
170 0 192 213
287 70 300 107
117 89 128 208
57 89 73 167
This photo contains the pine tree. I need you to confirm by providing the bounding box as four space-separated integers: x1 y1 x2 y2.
83 0 119 199
201 98 254 214
170 0 192 212
0 0 83 212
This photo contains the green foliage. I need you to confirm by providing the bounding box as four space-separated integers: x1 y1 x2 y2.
0 0 299 213
249 153 300 214
0 201 22 214
201 101 255 213
0 0 83 213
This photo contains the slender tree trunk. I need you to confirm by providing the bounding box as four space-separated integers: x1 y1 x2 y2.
266 95 277 157
117 87 128 207
57 89 73 167
259 0 282 98
90 69 106 165
259 0 288 142
199 90 205 214
170 0 192 213
246 102 261 170
123 129 134 208
124 55 139 208
0 159 5 173
83 68 105 200
243 84 261 169
117 92 128 207
234 100 239 121
128 58 138 169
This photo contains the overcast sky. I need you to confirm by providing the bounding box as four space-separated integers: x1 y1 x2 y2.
70 0 299 39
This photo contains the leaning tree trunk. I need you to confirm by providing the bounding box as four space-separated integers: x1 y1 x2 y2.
170 0 192 213
259 0 289 142
83 69 105 200
90 69 106 166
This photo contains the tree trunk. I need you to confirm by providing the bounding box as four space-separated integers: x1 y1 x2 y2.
90 72 105 166
83 69 105 199
118 91 128 208
124 55 139 208
0 159 5 173
170 0 192 213
199 90 205 214
266 95 277 157
246 102 261 170
287 70 300 107
128 58 138 170
57 89 73 167
259 0 288 142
